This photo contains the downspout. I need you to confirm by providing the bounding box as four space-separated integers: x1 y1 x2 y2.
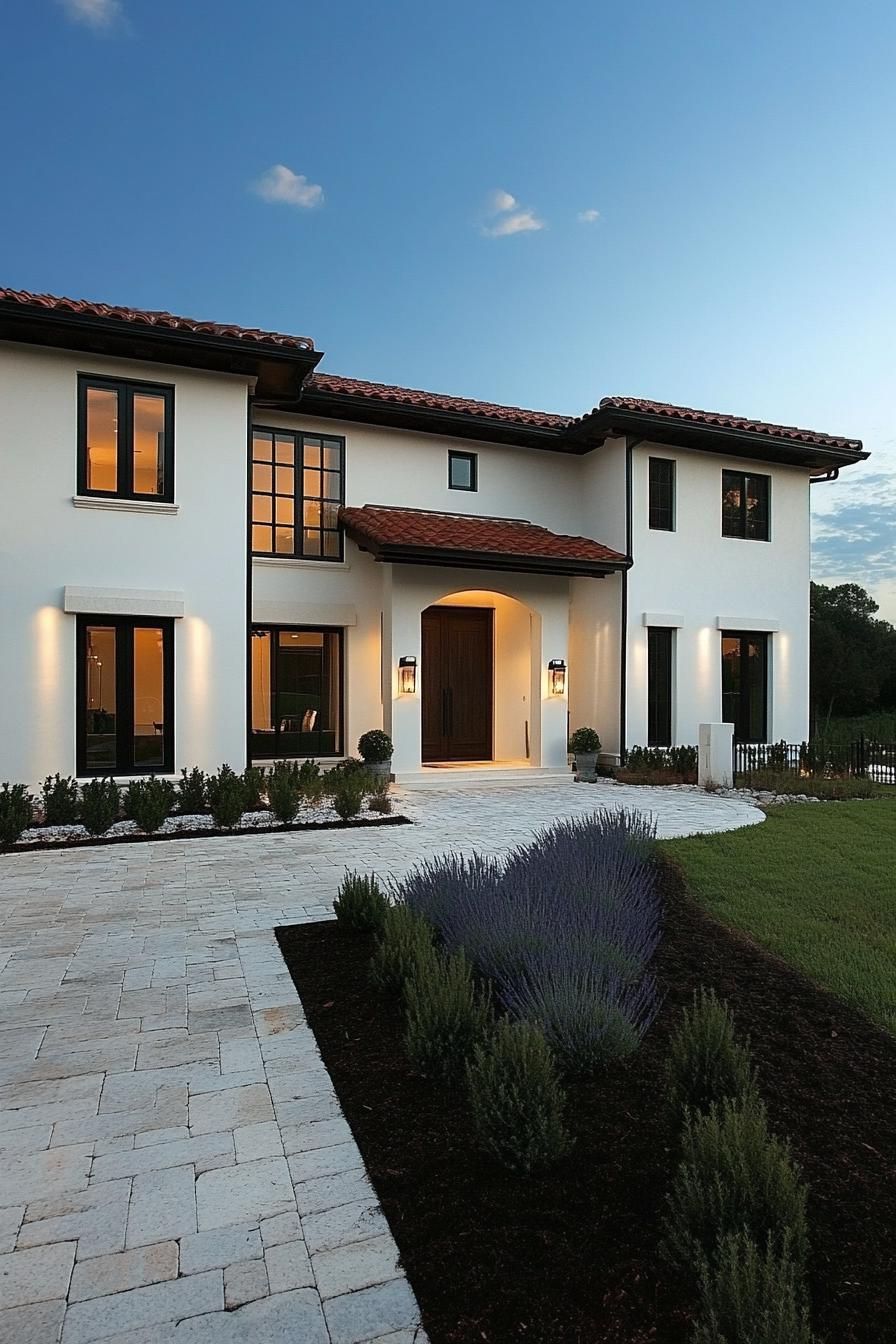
618 437 644 761
245 387 256 769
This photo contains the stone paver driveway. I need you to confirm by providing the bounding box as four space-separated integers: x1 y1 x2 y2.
0 781 761 1342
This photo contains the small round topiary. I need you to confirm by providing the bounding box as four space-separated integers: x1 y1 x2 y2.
568 727 602 755
358 730 394 764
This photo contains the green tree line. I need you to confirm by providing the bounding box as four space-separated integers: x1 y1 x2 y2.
811 582 896 733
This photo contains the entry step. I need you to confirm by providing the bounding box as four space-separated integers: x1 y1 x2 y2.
393 766 575 789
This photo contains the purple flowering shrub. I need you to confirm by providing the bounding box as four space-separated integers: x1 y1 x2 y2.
394 809 663 1070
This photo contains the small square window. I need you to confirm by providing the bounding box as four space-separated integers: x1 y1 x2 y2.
448 451 477 491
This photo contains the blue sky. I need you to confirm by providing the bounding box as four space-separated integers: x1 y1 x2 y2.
3 0 895 617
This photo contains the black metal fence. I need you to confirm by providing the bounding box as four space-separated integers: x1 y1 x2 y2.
733 736 896 786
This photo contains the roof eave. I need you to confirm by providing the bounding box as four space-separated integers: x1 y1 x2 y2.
345 536 630 578
291 388 574 451
0 301 323 399
568 407 868 469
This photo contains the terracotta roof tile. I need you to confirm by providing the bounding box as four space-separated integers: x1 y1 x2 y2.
340 504 626 567
0 286 315 351
0 286 863 456
310 372 570 429
587 395 862 453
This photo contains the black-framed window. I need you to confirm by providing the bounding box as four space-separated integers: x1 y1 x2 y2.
77 375 174 501
648 458 675 530
721 631 768 742
251 429 344 560
448 450 478 492
647 627 673 747
77 616 174 775
722 470 770 540
250 626 343 759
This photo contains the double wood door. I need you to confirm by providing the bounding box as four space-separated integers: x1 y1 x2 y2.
421 606 493 762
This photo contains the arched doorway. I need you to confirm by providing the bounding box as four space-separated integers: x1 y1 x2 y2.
419 589 539 765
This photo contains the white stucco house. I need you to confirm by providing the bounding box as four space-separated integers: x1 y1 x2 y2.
0 286 868 788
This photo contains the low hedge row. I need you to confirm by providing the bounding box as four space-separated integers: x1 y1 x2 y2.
0 758 392 846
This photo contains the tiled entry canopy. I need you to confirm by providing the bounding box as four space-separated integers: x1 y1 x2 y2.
340 504 629 578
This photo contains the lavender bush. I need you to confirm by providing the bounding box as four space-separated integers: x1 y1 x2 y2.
394 809 663 1070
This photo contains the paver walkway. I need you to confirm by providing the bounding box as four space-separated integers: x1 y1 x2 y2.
0 781 761 1342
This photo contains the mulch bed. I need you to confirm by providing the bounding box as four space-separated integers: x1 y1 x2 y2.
3 814 411 854
277 863 896 1344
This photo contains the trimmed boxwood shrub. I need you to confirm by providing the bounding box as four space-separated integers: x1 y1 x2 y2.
0 783 34 846
205 765 246 829
693 1230 815 1344
241 766 266 811
124 777 176 834
299 760 326 807
358 730 393 764
334 871 387 934
80 778 120 837
568 726 601 754
330 771 367 821
177 767 207 815
41 774 79 825
404 949 492 1083
662 1093 809 1281
467 1019 571 1174
370 903 437 994
366 774 392 814
666 988 758 1123
267 762 302 824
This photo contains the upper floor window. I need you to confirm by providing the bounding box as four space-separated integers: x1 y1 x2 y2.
251 429 344 560
448 450 477 491
78 375 174 501
722 469 770 541
648 457 675 530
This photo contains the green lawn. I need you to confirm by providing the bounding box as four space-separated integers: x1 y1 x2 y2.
661 801 896 1034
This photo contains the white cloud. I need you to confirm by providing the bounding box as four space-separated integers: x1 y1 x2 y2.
483 209 545 238
252 165 324 209
577 208 600 223
487 189 517 215
58 0 121 26
481 188 544 237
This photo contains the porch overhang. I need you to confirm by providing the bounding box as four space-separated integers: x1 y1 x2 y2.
340 504 630 578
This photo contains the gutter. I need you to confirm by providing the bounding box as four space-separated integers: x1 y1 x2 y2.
809 467 840 484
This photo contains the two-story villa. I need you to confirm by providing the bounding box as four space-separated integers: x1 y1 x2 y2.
0 287 867 788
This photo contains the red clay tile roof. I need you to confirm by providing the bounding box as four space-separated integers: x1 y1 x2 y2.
584 395 863 453
0 286 863 456
310 372 570 429
340 504 627 569
0 287 315 351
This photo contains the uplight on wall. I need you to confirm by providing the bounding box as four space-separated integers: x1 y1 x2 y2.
398 656 417 695
548 659 567 696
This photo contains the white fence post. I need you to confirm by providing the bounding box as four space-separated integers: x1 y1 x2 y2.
698 722 735 789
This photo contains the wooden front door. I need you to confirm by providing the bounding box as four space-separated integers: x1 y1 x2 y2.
421 606 493 762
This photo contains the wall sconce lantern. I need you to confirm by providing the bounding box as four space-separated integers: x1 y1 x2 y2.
548 658 567 696
398 656 417 695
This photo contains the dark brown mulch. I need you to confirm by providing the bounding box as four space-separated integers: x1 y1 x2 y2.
276 863 896 1344
3 814 410 854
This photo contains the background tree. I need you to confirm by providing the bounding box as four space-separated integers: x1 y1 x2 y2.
810 582 896 731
